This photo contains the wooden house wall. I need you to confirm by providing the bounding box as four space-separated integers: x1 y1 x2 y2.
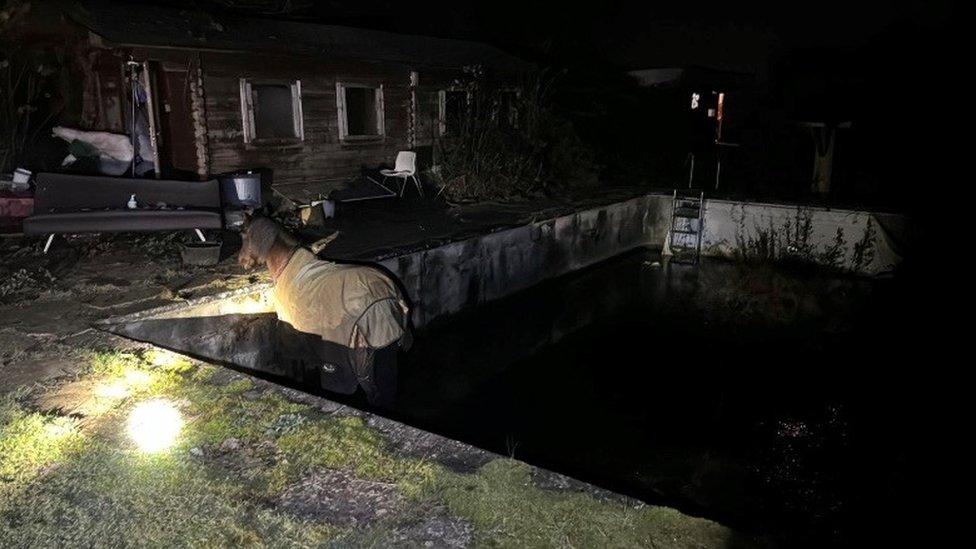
75 43 519 190
18 12 524 188
199 52 422 190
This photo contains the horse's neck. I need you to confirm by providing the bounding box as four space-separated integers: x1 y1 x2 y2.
266 243 297 281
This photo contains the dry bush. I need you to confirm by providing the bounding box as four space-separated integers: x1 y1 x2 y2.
1 1 66 173
432 72 597 202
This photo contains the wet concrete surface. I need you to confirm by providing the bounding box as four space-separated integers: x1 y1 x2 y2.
277 467 403 526
292 186 656 261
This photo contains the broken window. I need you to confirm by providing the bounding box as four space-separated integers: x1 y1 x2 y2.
337 83 384 140
439 90 468 136
240 79 304 144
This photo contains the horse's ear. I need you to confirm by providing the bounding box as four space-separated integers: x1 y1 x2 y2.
239 212 255 234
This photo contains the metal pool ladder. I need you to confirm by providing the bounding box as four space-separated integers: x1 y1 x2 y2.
668 189 705 264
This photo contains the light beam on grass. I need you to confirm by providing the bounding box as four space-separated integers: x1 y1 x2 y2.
95 369 151 402
127 399 182 453
43 417 77 438
148 349 185 369
96 381 129 399
124 369 152 388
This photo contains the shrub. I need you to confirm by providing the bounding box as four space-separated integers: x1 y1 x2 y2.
1 1 68 173
432 71 597 202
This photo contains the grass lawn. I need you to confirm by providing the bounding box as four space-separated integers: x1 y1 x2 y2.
1 348 750 548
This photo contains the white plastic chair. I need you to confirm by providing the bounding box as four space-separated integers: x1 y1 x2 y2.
380 151 424 197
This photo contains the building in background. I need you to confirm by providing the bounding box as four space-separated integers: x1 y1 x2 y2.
6 0 528 198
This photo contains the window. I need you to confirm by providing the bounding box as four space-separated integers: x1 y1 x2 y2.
496 89 520 130
438 90 468 136
240 79 304 144
337 83 384 140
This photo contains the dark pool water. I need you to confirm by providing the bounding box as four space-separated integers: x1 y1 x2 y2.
393 250 925 547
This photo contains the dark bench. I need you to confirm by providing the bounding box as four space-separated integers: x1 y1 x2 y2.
23 173 223 250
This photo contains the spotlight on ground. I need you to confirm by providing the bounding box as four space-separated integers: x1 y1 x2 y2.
127 399 183 453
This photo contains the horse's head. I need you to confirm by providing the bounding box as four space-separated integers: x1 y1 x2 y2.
237 215 284 270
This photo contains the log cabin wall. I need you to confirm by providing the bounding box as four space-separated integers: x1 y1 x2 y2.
12 3 527 188
80 46 516 190
196 51 476 194
40 32 521 191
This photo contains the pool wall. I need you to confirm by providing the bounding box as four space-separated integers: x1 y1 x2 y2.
381 194 669 327
380 194 902 327
691 199 902 277
102 193 904 330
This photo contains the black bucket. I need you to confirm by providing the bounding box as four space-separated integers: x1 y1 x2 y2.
180 241 222 266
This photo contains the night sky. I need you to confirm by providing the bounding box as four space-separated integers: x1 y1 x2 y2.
130 1 954 70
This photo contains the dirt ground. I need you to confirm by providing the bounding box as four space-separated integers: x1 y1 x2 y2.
0 231 754 547
0 232 257 392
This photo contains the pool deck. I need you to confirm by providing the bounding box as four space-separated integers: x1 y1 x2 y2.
290 185 658 260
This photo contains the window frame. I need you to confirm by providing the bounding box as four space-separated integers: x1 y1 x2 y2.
495 88 521 130
336 82 385 142
437 88 471 137
239 78 305 145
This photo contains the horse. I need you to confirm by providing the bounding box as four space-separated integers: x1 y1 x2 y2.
238 215 410 408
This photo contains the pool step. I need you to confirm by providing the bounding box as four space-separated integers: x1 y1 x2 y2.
668 190 705 264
